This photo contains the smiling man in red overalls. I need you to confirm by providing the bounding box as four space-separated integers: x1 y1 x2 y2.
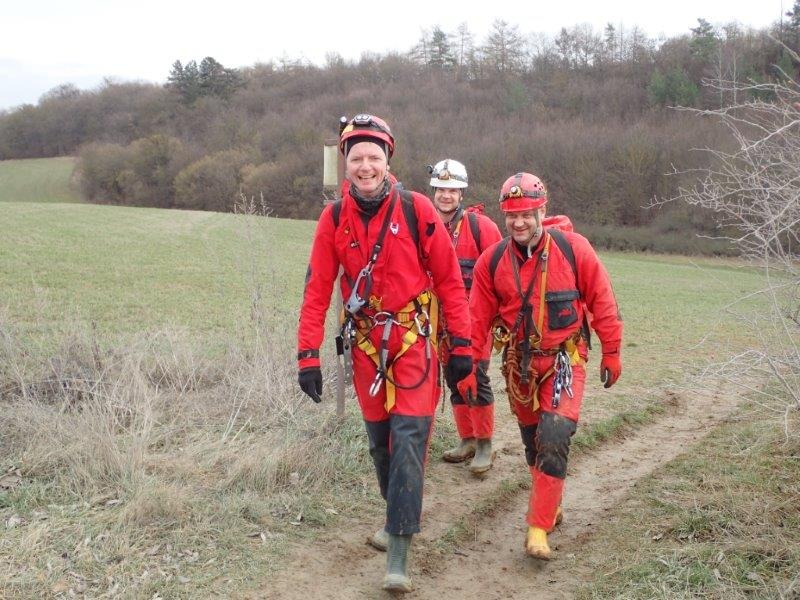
297 115 473 592
458 172 623 560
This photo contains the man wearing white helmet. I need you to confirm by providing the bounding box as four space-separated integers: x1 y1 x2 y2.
428 159 503 475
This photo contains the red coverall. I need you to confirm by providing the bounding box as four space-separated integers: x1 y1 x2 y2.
297 181 471 535
443 207 502 440
468 215 623 530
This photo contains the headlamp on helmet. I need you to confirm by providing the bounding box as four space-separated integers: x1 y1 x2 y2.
429 158 468 189
339 114 395 157
499 172 548 212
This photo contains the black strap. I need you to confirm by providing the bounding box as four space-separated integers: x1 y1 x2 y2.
398 189 419 247
467 211 481 253
547 229 576 280
547 228 592 349
369 195 398 261
297 349 319 360
488 237 510 279
331 199 342 227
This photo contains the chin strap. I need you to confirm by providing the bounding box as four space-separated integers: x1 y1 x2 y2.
525 213 544 257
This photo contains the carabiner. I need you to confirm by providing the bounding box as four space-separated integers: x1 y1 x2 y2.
369 371 384 397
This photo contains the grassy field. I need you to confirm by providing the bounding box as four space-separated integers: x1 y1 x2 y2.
0 185 781 597
0 157 82 204
578 402 800 599
1 201 313 348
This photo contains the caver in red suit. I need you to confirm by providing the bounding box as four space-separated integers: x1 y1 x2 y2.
459 172 623 560
296 115 473 593
427 158 503 474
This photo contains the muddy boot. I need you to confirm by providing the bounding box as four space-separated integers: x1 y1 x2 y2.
442 437 476 463
368 526 388 551
525 526 551 560
469 438 494 475
382 534 413 593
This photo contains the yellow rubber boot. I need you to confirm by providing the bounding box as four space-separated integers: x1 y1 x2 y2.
525 526 551 560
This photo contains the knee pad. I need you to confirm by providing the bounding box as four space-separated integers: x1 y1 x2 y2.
534 412 577 479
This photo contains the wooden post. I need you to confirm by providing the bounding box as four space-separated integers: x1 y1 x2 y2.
323 130 347 417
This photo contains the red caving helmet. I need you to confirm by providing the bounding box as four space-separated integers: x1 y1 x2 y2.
499 172 548 212
339 114 395 157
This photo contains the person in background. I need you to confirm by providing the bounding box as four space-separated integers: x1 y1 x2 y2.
428 158 502 475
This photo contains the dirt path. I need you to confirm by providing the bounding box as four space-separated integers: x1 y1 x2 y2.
253 386 741 600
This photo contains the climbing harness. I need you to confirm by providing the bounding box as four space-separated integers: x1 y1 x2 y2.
492 232 584 414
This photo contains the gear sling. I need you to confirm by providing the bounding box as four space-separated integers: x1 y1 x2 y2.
332 187 439 412
488 228 589 413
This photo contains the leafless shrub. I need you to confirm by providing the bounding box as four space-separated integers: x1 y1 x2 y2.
661 62 800 435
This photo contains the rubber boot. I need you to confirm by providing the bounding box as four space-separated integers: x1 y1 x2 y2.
525 526 551 560
382 534 413 593
468 438 494 475
442 437 476 463
368 527 388 551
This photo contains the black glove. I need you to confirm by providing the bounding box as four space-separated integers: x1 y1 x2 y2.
445 354 473 387
298 367 322 403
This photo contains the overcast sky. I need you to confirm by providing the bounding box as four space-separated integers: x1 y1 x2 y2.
0 0 785 111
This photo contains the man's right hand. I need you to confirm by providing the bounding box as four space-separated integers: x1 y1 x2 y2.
298 367 323 403
456 369 478 406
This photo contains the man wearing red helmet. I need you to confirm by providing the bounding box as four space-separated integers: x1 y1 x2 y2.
458 172 623 560
428 158 503 475
297 115 473 592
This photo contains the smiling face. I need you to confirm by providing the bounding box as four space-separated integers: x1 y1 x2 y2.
504 207 546 246
432 187 462 219
345 141 388 198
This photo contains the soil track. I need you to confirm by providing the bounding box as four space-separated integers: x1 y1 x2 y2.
253 386 741 600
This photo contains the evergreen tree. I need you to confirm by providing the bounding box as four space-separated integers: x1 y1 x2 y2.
429 26 457 69
690 18 719 63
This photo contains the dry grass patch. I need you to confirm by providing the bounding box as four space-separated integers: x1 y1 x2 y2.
0 319 379 597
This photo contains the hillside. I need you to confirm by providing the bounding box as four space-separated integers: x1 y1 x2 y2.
0 157 81 204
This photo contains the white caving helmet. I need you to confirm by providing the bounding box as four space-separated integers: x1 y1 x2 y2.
428 159 468 189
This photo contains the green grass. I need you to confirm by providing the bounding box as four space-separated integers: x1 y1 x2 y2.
577 405 800 599
0 157 82 203
0 202 765 349
1 201 312 345
0 198 777 598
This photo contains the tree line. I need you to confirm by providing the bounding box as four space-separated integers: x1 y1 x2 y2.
1 16 797 252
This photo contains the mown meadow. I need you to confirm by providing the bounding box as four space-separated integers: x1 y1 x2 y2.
2 158 793 598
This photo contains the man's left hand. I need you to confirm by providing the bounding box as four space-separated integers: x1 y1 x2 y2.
456 369 478 406
600 354 622 389
446 354 473 387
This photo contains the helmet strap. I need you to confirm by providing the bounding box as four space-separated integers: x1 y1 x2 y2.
525 210 544 257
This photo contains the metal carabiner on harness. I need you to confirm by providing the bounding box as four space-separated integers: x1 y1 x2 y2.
345 265 373 315
414 307 431 338
551 349 574 408
369 316 394 397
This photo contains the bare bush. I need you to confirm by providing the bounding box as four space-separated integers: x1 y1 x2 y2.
665 71 800 434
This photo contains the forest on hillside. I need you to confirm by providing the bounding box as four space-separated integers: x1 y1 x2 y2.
1 16 797 252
